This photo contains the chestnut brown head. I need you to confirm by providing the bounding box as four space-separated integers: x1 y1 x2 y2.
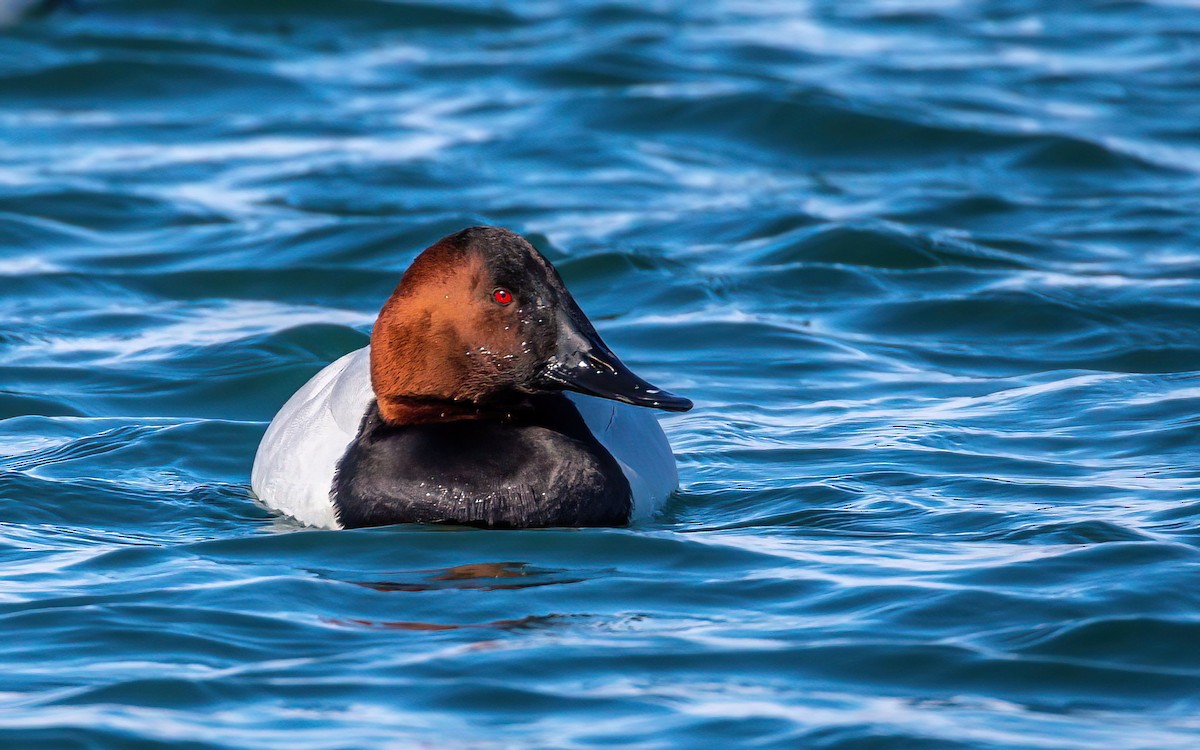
369 226 692 423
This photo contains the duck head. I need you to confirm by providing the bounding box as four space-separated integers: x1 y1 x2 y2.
370 226 693 424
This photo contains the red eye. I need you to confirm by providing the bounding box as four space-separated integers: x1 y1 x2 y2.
492 288 513 306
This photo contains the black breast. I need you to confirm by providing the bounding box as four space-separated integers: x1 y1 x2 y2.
330 395 632 529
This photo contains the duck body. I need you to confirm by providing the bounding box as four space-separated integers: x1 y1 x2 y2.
253 346 679 529
251 227 690 530
334 393 631 528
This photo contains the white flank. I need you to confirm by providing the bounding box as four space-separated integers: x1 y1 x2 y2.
251 348 373 529
564 391 679 520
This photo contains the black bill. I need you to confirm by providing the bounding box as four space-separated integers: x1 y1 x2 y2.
538 312 693 412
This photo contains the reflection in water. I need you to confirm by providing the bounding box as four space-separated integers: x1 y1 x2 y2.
346 561 586 593
325 613 570 632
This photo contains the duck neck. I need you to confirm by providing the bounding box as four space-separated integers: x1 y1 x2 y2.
374 393 529 426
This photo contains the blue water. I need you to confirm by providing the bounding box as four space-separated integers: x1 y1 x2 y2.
2 1 1200 747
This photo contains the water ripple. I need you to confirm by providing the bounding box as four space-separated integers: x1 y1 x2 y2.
1 1 1199 748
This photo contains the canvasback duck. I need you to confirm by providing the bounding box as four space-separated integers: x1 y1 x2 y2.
251 226 692 529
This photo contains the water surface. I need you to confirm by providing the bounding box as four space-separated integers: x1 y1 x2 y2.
2 1 1200 747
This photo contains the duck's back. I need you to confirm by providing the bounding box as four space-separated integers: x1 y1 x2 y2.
251 346 679 528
